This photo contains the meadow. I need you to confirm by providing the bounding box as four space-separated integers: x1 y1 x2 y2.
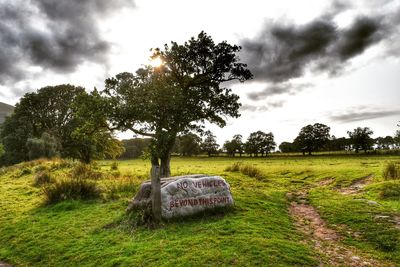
0 154 399 266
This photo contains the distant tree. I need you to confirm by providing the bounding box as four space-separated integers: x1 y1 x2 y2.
279 142 297 153
176 133 202 156
347 127 374 153
120 138 151 158
245 131 275 157
294 123 330 155
223 134 244 157
394 130 400 149
201 131 219 157
325 136 350 151
375 136 395 150
232 134 244 157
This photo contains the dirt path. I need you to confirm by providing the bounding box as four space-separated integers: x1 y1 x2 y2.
0 261 12 267
288 190 394 267
336 174 374 195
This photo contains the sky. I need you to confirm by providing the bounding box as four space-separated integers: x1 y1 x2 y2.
0 0 399 146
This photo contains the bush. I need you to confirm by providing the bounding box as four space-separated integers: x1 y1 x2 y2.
34 165 48 173
34 171 53 187
379 182 400 200
43 178 101 204
70 163 103 180
383 162 400 180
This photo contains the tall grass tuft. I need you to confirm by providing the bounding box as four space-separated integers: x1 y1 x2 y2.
383 162 400 180
43 178 101 204
225 162 264 180
379 182 400 200
70 163 103 180
33 171 53 187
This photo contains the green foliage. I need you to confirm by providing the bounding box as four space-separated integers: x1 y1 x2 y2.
347 127 374 153
294 123 330 155
33 171 53 187
174 133 202 156
103 31 252 176
43 178 101 204
119 138 151 159
200 130 219 156
383 162 400 180
18 168 32 177
103 177 137 200
245 131 276 156
26 133 60 160
379 182 400 200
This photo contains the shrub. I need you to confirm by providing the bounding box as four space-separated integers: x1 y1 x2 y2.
34 165 48 173
379 182 400 200
43 178 101 204
34 171 53 187
70 163 103 180
383 162 400 180
110 161 118 171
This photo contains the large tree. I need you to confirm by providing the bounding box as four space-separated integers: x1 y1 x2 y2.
294 123 330 155
347 127 374 153
102 32 252 220
0 85 121 164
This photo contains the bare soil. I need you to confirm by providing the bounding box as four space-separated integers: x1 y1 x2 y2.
336 174 374 195
288 190 394 267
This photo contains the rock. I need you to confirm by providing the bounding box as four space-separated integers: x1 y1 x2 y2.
351 256 360 261
367 200 380 205
127 174 234 219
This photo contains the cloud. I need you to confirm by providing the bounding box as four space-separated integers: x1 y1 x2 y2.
241 2 399 84
240 100 285 113
0 0 135 84
329 106 400 123
247 82 312 101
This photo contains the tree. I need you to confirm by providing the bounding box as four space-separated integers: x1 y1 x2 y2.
175 133 201 156
0 85 121 164
120 138 151 158
279 142 297 153
223 134 244 157
347 127 374 153
102 32 252 220
394 130 400 149
245 131 275 157
26 133 60 160
201 131 219 157
294 123 330 155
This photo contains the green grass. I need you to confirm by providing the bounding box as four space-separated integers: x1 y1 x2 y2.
0 155 399 266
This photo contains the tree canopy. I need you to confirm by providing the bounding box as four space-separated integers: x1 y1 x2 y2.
294 123 330 155
103 31 252 177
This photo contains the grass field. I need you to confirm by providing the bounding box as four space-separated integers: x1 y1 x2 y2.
0 155 399 266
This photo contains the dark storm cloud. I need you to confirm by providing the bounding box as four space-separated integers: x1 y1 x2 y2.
329 107 400 123
240 100 284 113
0 0 135 83
241 2 398 85
247 82 312 101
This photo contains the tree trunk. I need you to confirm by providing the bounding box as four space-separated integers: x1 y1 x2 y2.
160 154 171 178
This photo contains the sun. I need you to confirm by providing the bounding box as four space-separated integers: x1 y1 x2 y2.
150 57 163 68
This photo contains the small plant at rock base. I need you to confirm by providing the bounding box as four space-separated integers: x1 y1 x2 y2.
383 162 400 180
43 178 101 204
33 171 53 187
